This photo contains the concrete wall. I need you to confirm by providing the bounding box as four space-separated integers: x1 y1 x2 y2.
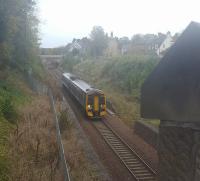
158 122 200 181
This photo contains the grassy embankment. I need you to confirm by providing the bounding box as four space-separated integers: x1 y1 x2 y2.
0 60 61 181
0 69 31 180
62 55 160 127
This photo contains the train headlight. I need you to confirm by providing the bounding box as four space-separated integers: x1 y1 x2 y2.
87 105 92 110
100 104 105 109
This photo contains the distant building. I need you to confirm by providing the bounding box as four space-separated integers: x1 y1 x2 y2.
121 44 129 55
69 40 82 52
106 32 120 57
118 37 130 55
156 32 174 56
147 33 166 52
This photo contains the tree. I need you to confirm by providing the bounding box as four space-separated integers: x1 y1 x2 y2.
90 26 108 57
0 0 39 70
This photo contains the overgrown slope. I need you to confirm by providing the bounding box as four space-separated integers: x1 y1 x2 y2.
0 69 32 180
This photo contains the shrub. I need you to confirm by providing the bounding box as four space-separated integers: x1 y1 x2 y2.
0 82 18 123
62 54 81 72
101 55 159 93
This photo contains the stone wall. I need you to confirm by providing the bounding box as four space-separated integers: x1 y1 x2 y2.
158 121 200 181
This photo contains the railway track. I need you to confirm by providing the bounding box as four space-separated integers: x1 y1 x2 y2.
92 119 156 181
47 66 157 180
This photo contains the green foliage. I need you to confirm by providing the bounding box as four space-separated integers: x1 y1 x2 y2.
0 43 11 69
0 81 19 123
72 55 160 126
62 54 81 72
0 97 17 123
90 26 108 57
59 110 73 133
0 0 39 69
0 77 28 180
29 57 46 81
0 116 11 181
101 55 159 94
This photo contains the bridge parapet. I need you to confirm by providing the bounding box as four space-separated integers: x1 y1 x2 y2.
141 22 200 181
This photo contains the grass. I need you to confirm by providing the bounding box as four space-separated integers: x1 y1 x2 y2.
30 57 47 81
56 101 101 181
0 59 64 180
0 115 12 181
0 69 33 181
9 96 62 181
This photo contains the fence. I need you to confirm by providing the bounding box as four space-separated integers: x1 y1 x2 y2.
49 90 71 181
25 70 71 181
26 70 48 95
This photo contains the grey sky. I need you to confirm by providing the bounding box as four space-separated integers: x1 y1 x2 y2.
38 0 200 48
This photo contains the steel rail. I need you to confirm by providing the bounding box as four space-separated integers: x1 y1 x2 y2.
92 119 156 181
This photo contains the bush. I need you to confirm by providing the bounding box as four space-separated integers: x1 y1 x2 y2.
59 109 73 133
1 97 17 123
0 82 18 123
62 54 81 72
101 55 159 93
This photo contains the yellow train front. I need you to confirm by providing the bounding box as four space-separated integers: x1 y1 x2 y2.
62 73 106 118
85 90 106 118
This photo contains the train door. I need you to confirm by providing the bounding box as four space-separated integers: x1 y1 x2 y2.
87 95 99 117
94 95 99 113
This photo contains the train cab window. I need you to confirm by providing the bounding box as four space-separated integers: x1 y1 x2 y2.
99 95 105 104
88 96 93 105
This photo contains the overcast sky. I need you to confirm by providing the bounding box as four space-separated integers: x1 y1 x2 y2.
38 0 200 48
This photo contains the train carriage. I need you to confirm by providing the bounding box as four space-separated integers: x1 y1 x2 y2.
62 73 106 118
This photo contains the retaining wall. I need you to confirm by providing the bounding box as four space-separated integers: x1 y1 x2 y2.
134 121 158 149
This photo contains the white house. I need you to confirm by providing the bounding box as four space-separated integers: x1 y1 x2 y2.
156 32 174 56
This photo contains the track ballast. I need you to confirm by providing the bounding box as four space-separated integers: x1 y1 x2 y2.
92 119 156 181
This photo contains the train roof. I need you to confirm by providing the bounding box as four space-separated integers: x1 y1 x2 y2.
62 73 103 95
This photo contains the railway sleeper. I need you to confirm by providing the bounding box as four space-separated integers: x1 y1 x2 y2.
117 150 131 153
121 154 137 158
136 175 155 180
129 166 146 170
112 145 125 148
101 132 114 136
110 141 123 145
122 156 138 160
118 153 134 157
125 160 141 164
131 170 150 174
128 164 145 168
105 138 120 142
112 146 125 150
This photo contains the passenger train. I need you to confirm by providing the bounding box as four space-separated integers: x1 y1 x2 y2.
62 73 106 118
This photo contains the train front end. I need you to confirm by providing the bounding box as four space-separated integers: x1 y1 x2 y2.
86 90 106 118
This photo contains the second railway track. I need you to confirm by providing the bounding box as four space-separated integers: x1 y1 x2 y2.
92 118 156 181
